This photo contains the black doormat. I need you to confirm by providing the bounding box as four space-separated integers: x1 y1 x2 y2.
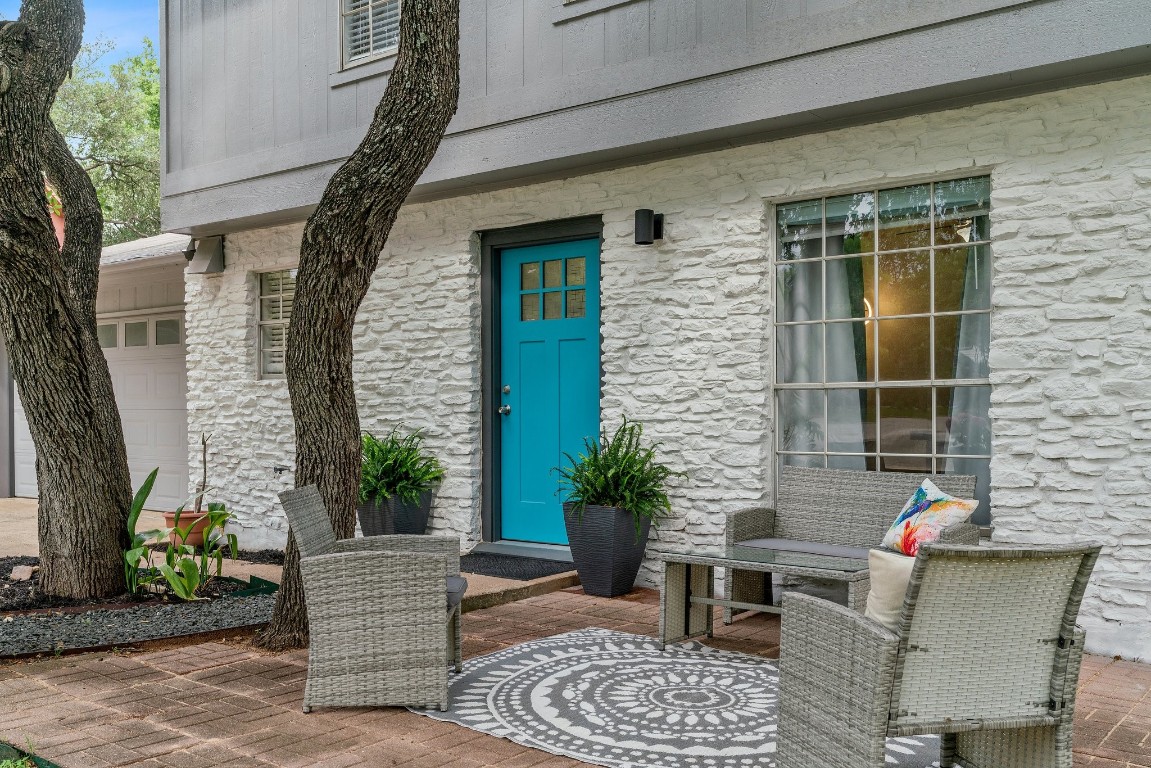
460 552 576 581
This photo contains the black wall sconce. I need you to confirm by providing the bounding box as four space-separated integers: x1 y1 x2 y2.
634 209 664 245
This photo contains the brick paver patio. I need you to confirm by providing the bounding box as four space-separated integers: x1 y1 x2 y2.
2 587 1149 767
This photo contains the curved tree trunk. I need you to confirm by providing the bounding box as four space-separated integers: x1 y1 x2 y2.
0 2 133 598
257 0 461 650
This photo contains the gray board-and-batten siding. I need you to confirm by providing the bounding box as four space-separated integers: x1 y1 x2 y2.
161 0 1151 234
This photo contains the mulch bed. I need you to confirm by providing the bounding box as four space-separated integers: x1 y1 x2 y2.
0 556 251 614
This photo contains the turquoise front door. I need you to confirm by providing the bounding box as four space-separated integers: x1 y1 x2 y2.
499 238 601 544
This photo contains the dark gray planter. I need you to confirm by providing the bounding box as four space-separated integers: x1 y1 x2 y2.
563 502 652 597
357 491 433 536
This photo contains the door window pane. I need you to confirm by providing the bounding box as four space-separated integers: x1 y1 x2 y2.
566 290 586 319
543 291 562 320
543 260 563 288
155 319 180 346
828 389 875 452
521 262 540 290
124 321 148 347
97 324 117 349
521 294 540 322
566 258 586 286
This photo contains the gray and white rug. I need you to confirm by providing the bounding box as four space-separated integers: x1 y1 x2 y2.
414 628 940 767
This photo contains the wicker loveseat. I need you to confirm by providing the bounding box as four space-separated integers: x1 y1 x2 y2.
278 486 465 713
724 465 979 617
777 542 1100 768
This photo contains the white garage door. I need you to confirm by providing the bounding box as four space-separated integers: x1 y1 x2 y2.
14 314 189 511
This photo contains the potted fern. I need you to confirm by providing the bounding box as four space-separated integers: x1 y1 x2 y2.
359 428 445 535
556 417 683 597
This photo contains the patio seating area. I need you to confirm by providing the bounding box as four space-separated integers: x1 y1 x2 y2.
1 586 1149 768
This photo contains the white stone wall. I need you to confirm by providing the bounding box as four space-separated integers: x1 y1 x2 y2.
187 73 1151 660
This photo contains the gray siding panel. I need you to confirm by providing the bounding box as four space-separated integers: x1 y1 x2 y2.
562 14 607 75
523 0 564 86
161 0 1151 231
224 0 252 158
604 2 649 66
298 0 328 142
487 0 526 94
249 0 277 152
273 0 303 147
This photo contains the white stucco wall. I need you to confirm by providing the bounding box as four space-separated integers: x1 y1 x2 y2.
186 73 1151 660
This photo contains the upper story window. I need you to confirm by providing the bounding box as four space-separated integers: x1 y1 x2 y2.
259 270 295 377
342 0 401 66
774 176 992 522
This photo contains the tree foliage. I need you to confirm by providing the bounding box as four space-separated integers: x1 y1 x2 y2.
51 38 160 245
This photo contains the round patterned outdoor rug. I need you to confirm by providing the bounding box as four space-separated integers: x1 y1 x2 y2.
414 628 941 768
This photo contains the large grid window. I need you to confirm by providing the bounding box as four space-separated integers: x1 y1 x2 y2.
259 270 295 377
342 0 401 65
774 176 992 523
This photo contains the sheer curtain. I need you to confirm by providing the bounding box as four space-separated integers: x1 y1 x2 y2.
944 246 992 524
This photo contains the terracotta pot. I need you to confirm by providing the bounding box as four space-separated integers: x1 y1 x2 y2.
164 510 212 547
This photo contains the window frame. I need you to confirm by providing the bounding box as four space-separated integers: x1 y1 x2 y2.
340 0 402 70
772 176 994 477
257 269 296 379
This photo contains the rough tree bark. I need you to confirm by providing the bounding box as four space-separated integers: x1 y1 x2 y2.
257 0 461 650
0 1 133 597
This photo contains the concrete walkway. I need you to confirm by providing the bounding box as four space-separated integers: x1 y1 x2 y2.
1 587 1149 768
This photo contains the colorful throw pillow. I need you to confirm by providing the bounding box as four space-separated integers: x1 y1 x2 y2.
881 479 978 557
864 548 916 632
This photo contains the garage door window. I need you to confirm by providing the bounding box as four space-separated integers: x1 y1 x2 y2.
155 319 181 346
125 321 149 347
97 324 117 348
259 270 295 377
774 176 992 523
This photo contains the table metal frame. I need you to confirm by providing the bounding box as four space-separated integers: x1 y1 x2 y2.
655 549 870 648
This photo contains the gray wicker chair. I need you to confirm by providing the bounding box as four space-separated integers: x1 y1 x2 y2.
777 542 1100 768
725 465 979 617
278 485 465 713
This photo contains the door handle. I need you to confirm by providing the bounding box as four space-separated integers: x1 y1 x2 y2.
498 404 512 416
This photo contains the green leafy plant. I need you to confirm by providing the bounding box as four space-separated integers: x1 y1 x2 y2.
360 428 445 505
160 503 239 601
123 468 166 594
556 417 685 539
121 467 238 601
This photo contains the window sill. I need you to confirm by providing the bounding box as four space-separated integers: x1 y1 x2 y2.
552 0 643 25
330 51 398 89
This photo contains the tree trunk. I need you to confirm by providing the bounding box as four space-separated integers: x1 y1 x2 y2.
257 0 461 650
0 2 134 598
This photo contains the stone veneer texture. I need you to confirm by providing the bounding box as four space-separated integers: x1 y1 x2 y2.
186 73 1151 660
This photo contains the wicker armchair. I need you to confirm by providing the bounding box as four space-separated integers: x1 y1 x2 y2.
725 465 979 617
278 486 465 713
777 542 1100 768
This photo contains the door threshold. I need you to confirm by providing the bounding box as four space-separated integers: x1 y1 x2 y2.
472 541 573 563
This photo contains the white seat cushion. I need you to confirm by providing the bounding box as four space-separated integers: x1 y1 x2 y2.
864 548 915 631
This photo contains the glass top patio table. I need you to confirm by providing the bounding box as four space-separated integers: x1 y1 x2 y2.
656 546 870 575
